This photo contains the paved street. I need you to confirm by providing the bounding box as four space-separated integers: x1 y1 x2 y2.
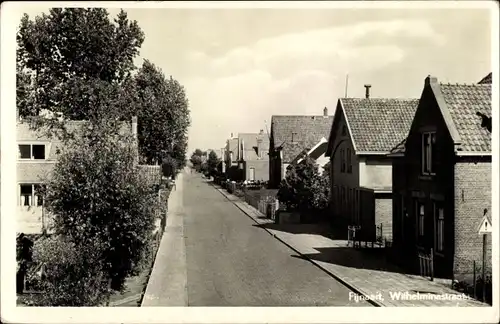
144 170 370 306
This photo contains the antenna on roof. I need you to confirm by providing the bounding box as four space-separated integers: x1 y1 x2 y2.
344 74 349 98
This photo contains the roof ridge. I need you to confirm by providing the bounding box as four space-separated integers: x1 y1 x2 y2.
439 82 490 87
341 97 419 101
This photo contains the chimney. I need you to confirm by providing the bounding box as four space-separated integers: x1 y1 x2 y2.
425 75 438 86
259 129 264 135
364 84 371 99
257 133 263 158
323 107 328 117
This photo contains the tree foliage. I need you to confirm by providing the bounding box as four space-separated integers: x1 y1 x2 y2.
16 8 144 119
29 235 111 306
207 151 220 175
16 8 190 172
190 149 204 171
277 157 330 212
132 60 190 166
43 122 158 292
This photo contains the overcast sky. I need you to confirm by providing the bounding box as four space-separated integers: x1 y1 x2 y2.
14 5 492 155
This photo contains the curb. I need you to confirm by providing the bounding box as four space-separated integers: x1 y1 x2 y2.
212 183 382 307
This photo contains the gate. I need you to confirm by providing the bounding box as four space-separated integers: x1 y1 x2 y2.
417 248 434 281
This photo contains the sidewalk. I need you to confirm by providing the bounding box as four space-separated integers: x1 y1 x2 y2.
214 184 488 307
141 172 188 306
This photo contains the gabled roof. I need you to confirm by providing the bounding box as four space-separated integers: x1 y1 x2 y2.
328 98 419 155
294 137 328 164
438 82 491 153
388 75 492 156
478 72 492 84
238 132 270 160
271 115 334 163
387 138 406 157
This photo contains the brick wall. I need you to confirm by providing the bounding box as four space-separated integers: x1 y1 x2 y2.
453 159 492 280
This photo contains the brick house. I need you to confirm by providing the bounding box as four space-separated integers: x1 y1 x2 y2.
325 86 419 241
388 75 492 280
268 107 334 188
17 114 138 234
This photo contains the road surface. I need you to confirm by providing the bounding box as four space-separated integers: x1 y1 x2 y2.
144 170 371 307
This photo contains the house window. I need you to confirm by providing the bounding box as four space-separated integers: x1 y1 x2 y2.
417 202 425 237
18 144 46 160
19 184 45 207
340 148 346 173
435 203 444 252
422 132 436 175
20 184 33 206
346 148 352 173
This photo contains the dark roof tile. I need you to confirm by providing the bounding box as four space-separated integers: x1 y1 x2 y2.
439 83 491 152
340 98 419 153
478 72 492 84
271 115 333 163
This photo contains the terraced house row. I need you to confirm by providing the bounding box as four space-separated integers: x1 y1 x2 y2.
220 72 492 282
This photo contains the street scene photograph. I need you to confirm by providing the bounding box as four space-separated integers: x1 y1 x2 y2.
1 1 498 323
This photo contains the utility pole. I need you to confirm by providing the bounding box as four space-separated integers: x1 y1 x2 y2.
344 74 349 98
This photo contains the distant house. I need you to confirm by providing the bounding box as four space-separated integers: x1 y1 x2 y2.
269 107 334 188
224 135 240 180
17 114 138 234
236 130 269 181
325 85 419 242
388 75 492 280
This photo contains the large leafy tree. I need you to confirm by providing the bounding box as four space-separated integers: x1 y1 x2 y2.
190 149 203 171
207 151 220 175
132 60 190 166
16 8 144 120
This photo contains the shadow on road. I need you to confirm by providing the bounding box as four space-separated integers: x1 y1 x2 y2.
291 247 406 273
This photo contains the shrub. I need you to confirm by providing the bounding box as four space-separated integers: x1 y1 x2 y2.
277 156 330 212
43 120 159 293
161 154 177 178
26 235 111 306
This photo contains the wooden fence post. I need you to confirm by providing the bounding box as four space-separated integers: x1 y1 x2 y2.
430 248 434 281
473 260 477 299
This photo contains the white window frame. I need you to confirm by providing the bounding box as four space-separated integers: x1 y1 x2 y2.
421 132 436 175
19 183 45 207
18 143 47 160
418 203 425 237
435 203 445 253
